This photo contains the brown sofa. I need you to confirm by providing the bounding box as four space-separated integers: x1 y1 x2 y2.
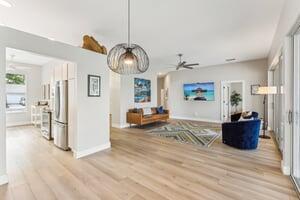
127 107 169 127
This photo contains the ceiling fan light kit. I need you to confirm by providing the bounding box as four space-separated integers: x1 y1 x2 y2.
107 0 149 75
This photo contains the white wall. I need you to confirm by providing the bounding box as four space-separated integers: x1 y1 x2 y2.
109 69 158 128
0 26 110 184
157 77 164 106
268 0 300 66
110 71 121 127
119 70 158 127
165 59 268 122
6 64 42 126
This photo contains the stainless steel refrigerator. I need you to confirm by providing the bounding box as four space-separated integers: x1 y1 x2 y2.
53 80 69 150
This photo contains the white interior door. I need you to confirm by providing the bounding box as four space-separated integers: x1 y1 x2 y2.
222 83 230 121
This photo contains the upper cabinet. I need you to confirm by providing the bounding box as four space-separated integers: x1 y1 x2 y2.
54 65 63 81
54 62 76 81
67 63 76 80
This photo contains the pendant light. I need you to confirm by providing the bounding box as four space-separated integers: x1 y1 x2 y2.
107 0 149 74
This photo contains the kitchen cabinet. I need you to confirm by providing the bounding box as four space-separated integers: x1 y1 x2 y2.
54 62 75 81
62 63 68 80
54 65 62 81
67 63 76 80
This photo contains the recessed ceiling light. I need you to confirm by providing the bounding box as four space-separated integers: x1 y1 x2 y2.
226 58 236 62
48 37 55 41
0 0 12 8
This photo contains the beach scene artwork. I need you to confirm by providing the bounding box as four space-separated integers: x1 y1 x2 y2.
184 82 215 101
134 78 151 103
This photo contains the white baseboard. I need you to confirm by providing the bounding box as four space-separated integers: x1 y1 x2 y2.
112 123 130 129
111 123 120 128
170 116 222 124
281 160 291 175
73 142 111 159
0 174 8 185
6 121 31 127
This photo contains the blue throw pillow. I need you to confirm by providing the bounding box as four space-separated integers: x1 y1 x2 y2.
157 106 164 114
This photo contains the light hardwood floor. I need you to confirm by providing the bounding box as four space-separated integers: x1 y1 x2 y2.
0 122 298 200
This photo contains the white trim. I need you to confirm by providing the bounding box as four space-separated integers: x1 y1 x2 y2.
220 80 245 122
292 32 300 180
73 142 111 159
171 115 222 124
111 123 121 129
0 174 8 185
281 160 291 175
6 121 31 127
111 123 130 129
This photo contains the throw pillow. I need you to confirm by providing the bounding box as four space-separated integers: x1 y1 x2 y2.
143 107 152 116
157 106 164 114
242 111 252 118
238 117 254 121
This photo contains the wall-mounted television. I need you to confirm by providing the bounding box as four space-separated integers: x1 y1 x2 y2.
183 82 215 101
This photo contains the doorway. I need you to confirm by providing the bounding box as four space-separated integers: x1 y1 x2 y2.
221 81 245 121
5 47 76 156
157 76 167 108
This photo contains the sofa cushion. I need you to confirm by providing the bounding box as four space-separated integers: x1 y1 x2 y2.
143 107 152 116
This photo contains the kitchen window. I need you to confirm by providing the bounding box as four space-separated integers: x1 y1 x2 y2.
6 73 27 112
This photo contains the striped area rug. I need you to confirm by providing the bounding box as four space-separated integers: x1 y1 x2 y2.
147 121 221 147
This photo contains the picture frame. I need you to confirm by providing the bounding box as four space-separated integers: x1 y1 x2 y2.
251 84 260 95
134 78 151 103
88 75 101 97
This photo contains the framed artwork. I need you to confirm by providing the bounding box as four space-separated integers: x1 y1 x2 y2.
88 75 101 97
134 78 151 103
251 84 260 95
183 82 215 101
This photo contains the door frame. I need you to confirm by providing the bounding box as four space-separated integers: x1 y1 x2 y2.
220 80 245 122
292 26 300 191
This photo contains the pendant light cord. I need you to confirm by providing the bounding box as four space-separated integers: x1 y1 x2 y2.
128 0 131 47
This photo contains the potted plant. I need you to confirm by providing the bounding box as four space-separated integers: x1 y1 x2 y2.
230 90 242 114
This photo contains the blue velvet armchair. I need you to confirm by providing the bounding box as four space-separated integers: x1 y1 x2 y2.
222 119 261 150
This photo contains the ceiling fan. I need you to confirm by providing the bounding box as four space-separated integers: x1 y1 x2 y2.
174 54 199 70
6 55 32 71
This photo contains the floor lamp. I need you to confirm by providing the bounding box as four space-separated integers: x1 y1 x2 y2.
257 86 277 139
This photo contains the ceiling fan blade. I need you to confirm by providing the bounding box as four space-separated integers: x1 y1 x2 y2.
176 65 180 70
183 63 199 67
182 66 194 69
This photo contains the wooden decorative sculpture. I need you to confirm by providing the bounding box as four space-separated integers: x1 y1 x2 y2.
82 35 107 55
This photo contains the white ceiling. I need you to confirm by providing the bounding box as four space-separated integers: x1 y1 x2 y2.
0 0 285 71
6 48 57 66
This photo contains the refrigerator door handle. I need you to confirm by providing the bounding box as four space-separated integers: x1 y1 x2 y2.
55 83 60 120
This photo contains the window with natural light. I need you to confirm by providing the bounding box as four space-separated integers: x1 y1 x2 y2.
6 73 27 112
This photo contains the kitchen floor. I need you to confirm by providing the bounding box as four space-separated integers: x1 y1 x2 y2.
0 124 298 200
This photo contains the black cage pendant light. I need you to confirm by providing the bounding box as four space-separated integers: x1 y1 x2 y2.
107 0 149 74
